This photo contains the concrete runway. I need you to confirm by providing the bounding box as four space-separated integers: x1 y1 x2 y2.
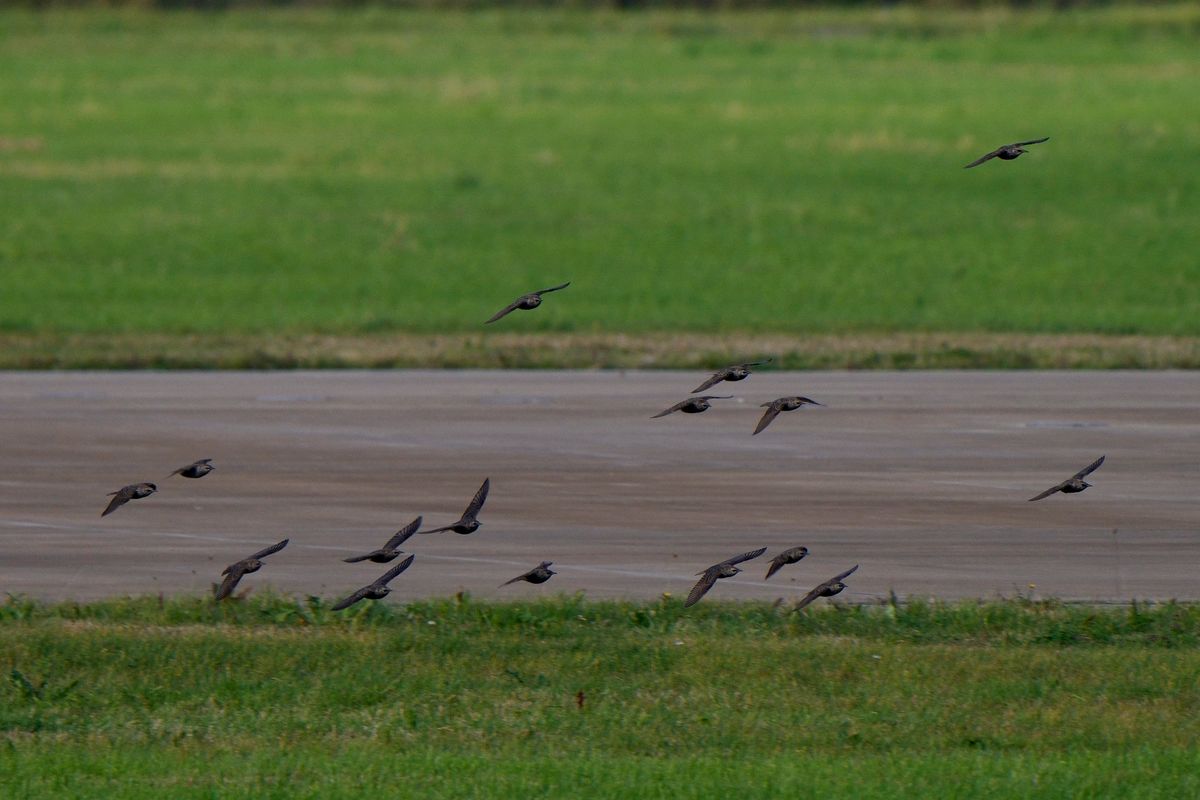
1 370 1196 604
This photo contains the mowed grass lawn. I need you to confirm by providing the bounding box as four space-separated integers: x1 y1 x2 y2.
0 8 1198 339
3 595 1200 798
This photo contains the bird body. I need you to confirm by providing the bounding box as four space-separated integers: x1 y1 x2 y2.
214 539 289 601
964 137 1049 168
1028 456 1105 502
501 561 555 587
343 516 422 563
651 395 733 419
420 478 490 535
765 546 809 579
794 565 859 611
169 458 214 479
101 482 157 517
685 547 768 607
331 555 416 610
753 396 823 435
692 359 772 393
485 282 570 324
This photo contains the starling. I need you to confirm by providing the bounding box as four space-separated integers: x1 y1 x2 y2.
168 458 215 479
214 539 289 601
343 516 422 563
692 359 772 393
500 561 556 587
963 137 1050 168
764 546 809 580
420 478 490 535
331 555 416 611
1028 456 1105 502
651 395 734 419
753 396 823 435
794 564 859 611
485 282 570 324
101 482 157 517
684 547 768 607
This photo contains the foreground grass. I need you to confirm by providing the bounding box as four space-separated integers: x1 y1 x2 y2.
1 7 1199 363
3 595 1200 797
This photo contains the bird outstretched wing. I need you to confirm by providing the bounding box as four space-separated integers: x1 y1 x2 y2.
374 554 415 588
753 405 781 435
485 301 523 324
251 539 289 560
384 516 423 550
1073 455 1105 480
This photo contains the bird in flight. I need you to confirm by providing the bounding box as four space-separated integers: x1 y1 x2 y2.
963 137 1050 168
764 546 809 580
485 282 571 324
343 516 422 563
101 482 157 517
684 547 768 607
168 458 215 479
753 396 823 435
214 539 289 601
691 359 772 393
500 561 556 587
420 478 490 535
794 564 859 611
1028 456 1106 502
331 555 416 611
651 395 733 419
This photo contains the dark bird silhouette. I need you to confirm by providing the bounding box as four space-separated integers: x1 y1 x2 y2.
1028 456 1106 502
485 282 570 324
500 561 556 587
794 564 859 611
651 395 733 419
963 137 1050 168
214 539 289 601
420 479 490 535
685 547 768 607
331 555 416 611
765 546 809 580
101 482 157 517
168 458 214 479
753 396 823 435
692 359 772 393
343 516 422 563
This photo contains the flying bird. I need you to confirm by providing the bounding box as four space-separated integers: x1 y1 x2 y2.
331 555 416 611
343 516 422 563
692 359 772 393
651 395 733 419
485 282 570 324
765 546 809 580
753 396 823 435
794 564 859 612
963 137 1050 168
214 539 289 601
1028 456 1106 502
101 482 157 517
684 547 768 607
419 478 490 535
168 458 215 479
500 561 556 587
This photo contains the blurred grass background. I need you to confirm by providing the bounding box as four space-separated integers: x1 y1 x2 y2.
0 7 1197 359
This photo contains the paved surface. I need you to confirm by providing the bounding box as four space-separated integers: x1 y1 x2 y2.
0 370 1196 604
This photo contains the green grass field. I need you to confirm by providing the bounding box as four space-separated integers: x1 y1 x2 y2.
3 594 1200 798
1 7 1199 367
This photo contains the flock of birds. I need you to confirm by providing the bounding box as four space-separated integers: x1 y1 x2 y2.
93 134 1109 611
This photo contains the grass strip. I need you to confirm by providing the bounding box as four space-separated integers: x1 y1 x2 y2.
2 331 1198 370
